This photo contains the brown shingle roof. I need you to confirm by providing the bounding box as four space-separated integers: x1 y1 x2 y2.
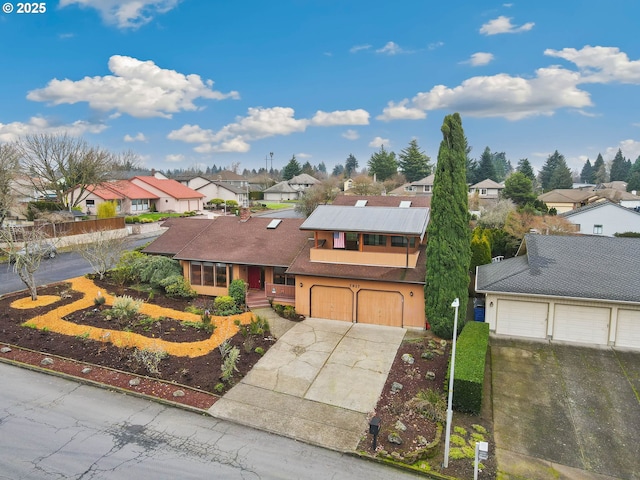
287 241 426 284
332 194 430 208
538 189 598 203
172 216 310 266
143 218 213 255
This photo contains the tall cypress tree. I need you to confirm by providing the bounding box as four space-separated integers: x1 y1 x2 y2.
425 113 471 339
476 147 496 182
517 158 536 182
580 159 594 183
592 153 606 183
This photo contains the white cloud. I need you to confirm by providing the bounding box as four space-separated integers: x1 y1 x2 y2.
350 44 371 54
633 122 640 127
604 139 640 161
377 100 426 121
297 153 312 159
369 136 389 148
428 41 444 51
411 66 591 120
59 0 181 29
545 45 640 84
27 55 239 119
503 3 513 7
466 52 495 67
480 16 534 35
124 132 147 142
342 129 359 140
376 41 403 55
165 153 185 162
0 116 107 143
310 109 369 126
169 106 370 153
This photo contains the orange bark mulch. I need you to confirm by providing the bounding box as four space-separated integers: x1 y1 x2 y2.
17 276 255 358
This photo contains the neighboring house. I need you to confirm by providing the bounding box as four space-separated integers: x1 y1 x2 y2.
66 181 159 215
210 170 249 188
130 176 205 213
391 174 435 196
145 202 430 328
107 169 165 181
263 173 320 202
172 174 211 191
560 200 640 236
537 189 599 213
289 204 429 328
593 188 640 209
476 234 640 349
343 178 354 192
196 181 248 207
468 179 504 199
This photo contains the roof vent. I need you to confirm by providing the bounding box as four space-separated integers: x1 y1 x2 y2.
399 201 412 208
355 200 368 207
267 219 282 229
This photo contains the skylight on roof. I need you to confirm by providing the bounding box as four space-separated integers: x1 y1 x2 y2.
355 200 368 207
399 201 412 208
267 219 282 229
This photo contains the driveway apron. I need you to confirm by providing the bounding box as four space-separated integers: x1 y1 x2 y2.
491 338 640 480
208 317 405 452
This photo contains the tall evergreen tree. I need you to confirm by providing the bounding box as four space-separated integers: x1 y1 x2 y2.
425 113 471 339
332 164 345 176
317 162 326 173
344 154 358 178
465 137 478 184
367 145 398 182
516 158 536 182
580 159 594 183
476 147 496 182
301 161 314 175
398 139 432 182
610 149 629 181
627 156 640 192
491 152 512 182
592 153 607 183
502 172 536 206
281 155 302 180
539 150 571 190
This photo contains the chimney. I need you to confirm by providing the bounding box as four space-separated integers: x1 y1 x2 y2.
240 207 251 222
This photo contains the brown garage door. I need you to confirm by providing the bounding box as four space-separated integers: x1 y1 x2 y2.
356 290 403 327
310 286 354 321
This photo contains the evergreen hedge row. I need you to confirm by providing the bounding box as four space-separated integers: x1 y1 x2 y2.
451 321 489 415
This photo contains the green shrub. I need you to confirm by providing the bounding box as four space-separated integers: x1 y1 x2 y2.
161 275 197 298
130 346 167 375
138 256 182 287
449 322 490 414
114 250 147 283
255 347 265 355
207 198 224 208
214 295 240 316
124 216 140 224
111 295 143 320
228 279 247 308
94 295 106 306
214 383 225 393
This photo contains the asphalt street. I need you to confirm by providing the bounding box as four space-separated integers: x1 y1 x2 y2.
0 234 158 296
0 362 420 480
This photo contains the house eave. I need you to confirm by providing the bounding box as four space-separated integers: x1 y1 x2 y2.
475 289 640 306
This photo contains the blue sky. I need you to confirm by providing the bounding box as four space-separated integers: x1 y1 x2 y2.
1 1 640 175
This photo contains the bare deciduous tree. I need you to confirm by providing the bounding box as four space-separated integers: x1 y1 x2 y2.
75 229 131 280
0 143 21 227
295 179 339 217
16 134 115 210
0 225 55 300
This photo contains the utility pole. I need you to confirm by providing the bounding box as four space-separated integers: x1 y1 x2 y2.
270 152 273 172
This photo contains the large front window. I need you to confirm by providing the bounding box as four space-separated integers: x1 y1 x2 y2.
131 199 149 211
190 262 230 287
364 234 386 246
391 236 416 248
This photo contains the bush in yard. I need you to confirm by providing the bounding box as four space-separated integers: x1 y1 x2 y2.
111 295 143 321
448 321 490 415
130 346 167 375
207 198 224 209
97 201 117 219
214 295 240 316
138 255 182 288
159 274 197 298
228 279 247 308
114 250 147 284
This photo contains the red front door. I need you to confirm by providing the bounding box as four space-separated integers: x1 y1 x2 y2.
248 267 261 289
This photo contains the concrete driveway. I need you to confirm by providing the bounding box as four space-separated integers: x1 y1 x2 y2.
491 338 640 480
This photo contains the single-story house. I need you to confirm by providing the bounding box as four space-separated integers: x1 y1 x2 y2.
468 179 504 199
476 234 640 349
263 173 320 202
560 200 640 236
130 176 205 213
537 189 600 213
66 181 159 215
391 174 435 196
196 181 249 207
332 194 430 208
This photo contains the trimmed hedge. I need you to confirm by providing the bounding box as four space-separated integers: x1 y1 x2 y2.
451 321 489 415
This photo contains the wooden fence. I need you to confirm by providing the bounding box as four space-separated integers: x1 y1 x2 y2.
4 217 126 240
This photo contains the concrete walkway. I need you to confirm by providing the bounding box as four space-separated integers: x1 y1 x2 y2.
209 316 406 452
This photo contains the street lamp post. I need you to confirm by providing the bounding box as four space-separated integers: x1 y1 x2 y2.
443 297 460 469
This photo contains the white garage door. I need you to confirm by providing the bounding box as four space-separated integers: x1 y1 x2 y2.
553 304 610 345
310 286 353 321
615 309 640 349
496 300 548 339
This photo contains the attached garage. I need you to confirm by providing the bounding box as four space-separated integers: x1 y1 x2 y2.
616 309 640 349
310 286 353 321
553 304 611 345
496 299 548 339
356 290 403 327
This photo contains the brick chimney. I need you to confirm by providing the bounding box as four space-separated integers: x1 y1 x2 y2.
240 207 251 222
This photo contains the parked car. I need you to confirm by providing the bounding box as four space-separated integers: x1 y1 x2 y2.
12 241 58 261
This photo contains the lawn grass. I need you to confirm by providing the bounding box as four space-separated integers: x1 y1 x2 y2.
136 212 185 221
262 202 297 210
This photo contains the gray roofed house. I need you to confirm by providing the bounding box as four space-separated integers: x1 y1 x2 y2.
263 174 320 202
300 205 429 238
559 200 640 236
476 234 640 349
